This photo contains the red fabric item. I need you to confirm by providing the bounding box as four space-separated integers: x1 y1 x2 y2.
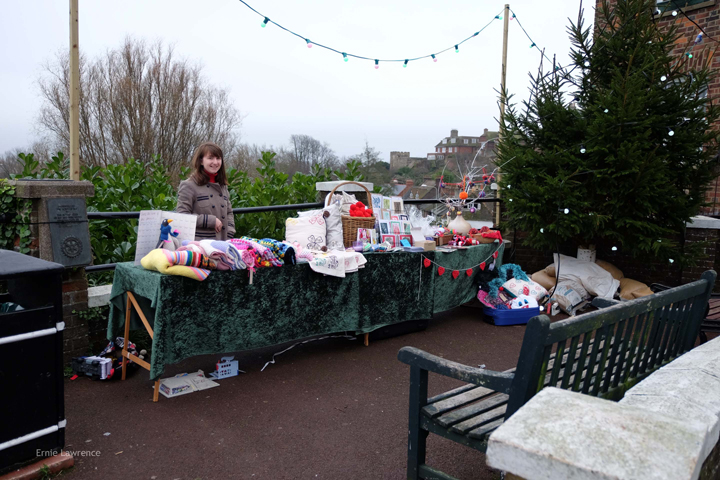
493 250 499 259
466 268 473 277
452 270 459 279
480 262 486 271
70 375 78 381
437 266 445 276
208 173 217 183
481 229 503 242
423 258 431 268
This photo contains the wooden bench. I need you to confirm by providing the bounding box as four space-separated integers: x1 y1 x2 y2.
397 270 716 480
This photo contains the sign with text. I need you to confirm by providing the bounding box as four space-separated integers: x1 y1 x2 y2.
47 197 92 267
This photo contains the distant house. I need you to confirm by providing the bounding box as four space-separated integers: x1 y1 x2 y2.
428 128 498 161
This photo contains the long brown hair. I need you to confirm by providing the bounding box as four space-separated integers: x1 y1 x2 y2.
190 142 228 186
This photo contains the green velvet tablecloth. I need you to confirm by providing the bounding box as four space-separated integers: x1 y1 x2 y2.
107 242 504 379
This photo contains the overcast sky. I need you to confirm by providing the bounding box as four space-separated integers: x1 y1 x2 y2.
0 0 594 161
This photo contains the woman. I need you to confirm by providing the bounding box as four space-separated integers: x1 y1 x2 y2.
177 142 236 240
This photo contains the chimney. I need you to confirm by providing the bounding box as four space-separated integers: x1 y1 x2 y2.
483 128 489 135
406 180 414 186
451 129 458 138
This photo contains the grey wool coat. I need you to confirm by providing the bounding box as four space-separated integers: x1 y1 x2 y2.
177 178 236 241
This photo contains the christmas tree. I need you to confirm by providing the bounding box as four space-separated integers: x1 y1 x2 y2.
498 0 720 262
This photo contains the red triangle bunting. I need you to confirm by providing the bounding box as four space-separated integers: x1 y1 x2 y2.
466 268 473 277
452 270 459 279
437 266 445 276
492 251 499 259
480 262 486 271
423 258 431 268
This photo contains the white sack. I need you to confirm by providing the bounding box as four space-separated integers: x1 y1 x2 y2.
553 253 620 299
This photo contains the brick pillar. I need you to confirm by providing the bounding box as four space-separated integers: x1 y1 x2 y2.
11 180 95 363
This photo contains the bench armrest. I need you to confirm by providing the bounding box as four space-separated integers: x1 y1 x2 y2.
398 346 514 393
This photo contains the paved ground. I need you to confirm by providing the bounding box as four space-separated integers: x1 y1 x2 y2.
62 305 528 480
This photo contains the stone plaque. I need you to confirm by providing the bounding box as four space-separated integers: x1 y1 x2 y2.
47 198 92 267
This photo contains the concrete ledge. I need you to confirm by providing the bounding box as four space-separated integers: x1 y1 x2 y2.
88 285 112 308
487 388 708 480
315 181 374 193
686 215 720 230
10 179 94 199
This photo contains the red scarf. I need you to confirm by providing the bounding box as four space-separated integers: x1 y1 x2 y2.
208 173 217 183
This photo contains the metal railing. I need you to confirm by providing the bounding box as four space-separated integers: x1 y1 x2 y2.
83 197 502 273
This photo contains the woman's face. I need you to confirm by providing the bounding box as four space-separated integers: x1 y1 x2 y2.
202 153 222 175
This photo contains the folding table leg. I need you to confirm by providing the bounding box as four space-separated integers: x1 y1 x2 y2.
153 380 160 402
364 333 369 347
121 294 131 381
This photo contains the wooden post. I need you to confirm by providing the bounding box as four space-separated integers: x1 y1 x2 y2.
121 294 131 380
495 4 510 227
69 0 80 181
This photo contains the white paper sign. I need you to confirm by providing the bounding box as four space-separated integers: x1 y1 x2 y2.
411 227 426 244
134 210 197 265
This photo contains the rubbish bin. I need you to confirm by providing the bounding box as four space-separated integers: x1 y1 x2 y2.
0 250 65 473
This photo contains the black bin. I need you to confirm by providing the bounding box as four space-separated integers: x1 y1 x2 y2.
0 250 65 473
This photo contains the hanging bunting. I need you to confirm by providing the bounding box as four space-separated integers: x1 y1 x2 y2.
437 266 445 276
493 251 499 259
452 270 460 279
466 268 473 276
423 258 431 268
480 262 486 271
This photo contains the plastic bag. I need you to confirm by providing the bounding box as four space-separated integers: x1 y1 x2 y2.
550 280 589 316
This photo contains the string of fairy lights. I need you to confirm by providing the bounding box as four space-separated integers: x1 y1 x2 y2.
233 0 714 264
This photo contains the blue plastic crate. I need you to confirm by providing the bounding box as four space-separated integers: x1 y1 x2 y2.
482 306 541 326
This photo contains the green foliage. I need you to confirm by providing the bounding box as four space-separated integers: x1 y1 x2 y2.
0 179 32 253
1 149 365 264
499 0 720 262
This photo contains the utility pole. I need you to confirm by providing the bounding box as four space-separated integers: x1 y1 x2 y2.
495 3 509 227
69 0 80 180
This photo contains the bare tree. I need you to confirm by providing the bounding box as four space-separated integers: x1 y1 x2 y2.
286 134 338 173
37 37 242 173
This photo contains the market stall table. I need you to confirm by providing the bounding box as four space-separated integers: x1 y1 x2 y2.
107 242 505 401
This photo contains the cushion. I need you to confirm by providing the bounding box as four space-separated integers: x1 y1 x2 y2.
619 278 654 300
532 270 557 291
595 259 624 280
298 203 344 250
501 278 549 302
285 214 326 250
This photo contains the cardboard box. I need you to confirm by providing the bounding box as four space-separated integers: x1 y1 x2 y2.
434 235 451 246
418 240 436 251
471 234 496 244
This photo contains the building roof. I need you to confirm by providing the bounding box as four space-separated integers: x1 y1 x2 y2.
435 135 498 148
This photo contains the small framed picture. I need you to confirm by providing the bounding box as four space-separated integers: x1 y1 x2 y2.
391 215 399 221
390 221 402 235
371 193 383 210
383 196 391 210
402 221 412 235
382 209 391 220
379 221 390 235
399 214 409 221
399 234 413 246
381 235 396 247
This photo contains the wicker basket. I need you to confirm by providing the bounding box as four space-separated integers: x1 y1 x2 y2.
471 234 497 244
327 181 377 247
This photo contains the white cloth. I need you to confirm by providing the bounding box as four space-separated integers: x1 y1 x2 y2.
553 254 620 299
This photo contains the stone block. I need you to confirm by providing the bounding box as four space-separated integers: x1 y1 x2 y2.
486 388 708 480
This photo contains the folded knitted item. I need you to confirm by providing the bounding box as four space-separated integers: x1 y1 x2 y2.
480 227 503 243
140 249 213 281
233 237 283 267
179 240 246 271
258 238 296 265
284 241 313 263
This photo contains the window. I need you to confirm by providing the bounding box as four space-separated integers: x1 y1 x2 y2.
428 154 436 160
442 148 446 153
656 0 714 15
451 138 456 143
438 155 444 160
443 139 447 144
472 138 477 143
464 139 469 144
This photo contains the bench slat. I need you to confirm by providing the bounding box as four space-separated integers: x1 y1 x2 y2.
426 367 516 405
435 393 509 428
467 418 505 440
422 385 496 418
450 404 507 435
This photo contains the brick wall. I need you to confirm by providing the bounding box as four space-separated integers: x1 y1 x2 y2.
596 0 720 215
61 268 90 363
